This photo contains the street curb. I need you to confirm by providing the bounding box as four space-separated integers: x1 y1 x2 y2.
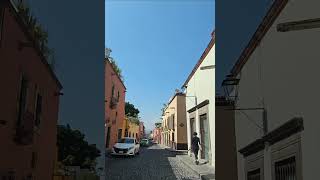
178 156 201 179
177 155 215 180
162 145 215 180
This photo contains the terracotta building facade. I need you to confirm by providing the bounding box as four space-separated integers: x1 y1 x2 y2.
0 1 63 179
139 121 145 140
105 59 126 151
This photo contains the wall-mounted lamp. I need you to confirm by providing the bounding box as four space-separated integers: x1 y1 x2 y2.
221 74 240 102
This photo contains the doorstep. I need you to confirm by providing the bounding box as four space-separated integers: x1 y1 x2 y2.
176 154 215 180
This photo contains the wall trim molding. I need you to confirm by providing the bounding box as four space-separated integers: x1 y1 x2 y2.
239 117 304 157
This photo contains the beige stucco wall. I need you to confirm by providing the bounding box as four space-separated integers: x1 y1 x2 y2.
233 1 320 179
176 95 187 144
185 43 215 167
161 93 187 149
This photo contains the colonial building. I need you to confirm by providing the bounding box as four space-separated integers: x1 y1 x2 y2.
0 1 62 179
124 116 140 140
153 123 162 144
105 59 126 151
222 1 320 179
161 92 188 150
139 121 145 140
182 31 215 166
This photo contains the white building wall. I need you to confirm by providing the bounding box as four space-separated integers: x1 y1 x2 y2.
185 44 215 167
234 0 320 179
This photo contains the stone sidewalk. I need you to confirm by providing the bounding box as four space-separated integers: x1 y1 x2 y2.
162 145 215 180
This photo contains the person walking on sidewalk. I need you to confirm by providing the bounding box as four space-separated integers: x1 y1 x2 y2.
191 132 201 165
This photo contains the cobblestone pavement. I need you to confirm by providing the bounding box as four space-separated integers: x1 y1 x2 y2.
105 144 201 180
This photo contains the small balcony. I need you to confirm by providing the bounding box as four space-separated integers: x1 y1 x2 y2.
109 97 118 109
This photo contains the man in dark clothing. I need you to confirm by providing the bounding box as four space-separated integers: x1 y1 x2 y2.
191 132 201 165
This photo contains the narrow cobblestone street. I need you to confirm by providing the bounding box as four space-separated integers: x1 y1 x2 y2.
105 144 200 180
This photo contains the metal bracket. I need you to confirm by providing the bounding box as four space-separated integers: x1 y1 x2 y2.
277 18 320 32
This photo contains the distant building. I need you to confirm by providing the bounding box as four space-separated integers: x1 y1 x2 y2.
139 122 145 139
152 126 161 144
105 59 126 151
0 1 62 179
124 116 140 140
182 31 215 166
161 92 188 150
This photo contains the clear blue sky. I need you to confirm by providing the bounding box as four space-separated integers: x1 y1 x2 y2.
105 0 215 132
216 0 273 94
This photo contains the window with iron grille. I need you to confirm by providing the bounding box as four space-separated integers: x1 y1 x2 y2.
111 84 115 97
31 152 37 169
247 168 260 180
172 132 174 141
172 114 175 130
0 170 16 180
34 94 42 127
17 76 28 126
275 156 296 180
0 7 4 44
118 129 122 140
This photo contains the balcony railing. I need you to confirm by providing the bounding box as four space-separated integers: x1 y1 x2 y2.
109 96 118 109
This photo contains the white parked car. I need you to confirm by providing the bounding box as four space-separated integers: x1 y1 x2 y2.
112 137 140 156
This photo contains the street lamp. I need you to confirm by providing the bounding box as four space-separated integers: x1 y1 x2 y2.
222 75 268 135
221 74 240 102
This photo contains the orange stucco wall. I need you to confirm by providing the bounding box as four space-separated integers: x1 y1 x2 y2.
105 60 126 150
0 3 62 180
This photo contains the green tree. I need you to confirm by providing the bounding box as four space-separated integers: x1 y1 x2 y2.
17 1 56 71
57 124 101 170
125 102 140 118
161 103 167 116
105 48 123 81
155 122 162 128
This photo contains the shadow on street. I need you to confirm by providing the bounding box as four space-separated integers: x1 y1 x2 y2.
105 145 200 180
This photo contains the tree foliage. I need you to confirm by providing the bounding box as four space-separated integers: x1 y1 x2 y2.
155 122 162 128
105 48 123 81
17 1 56 70
161 103 167 116
125 102 140 118
57 124 101 170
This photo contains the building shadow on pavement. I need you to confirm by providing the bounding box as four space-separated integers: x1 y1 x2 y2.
105 146 200 180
